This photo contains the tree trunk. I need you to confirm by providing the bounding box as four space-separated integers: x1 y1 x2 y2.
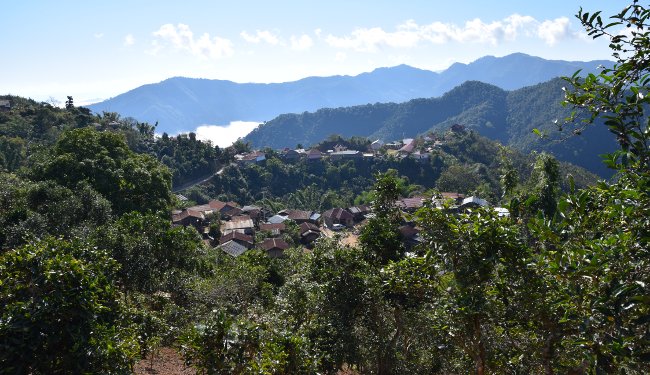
377 306 403 375
541 322 556 375
473 315 486 375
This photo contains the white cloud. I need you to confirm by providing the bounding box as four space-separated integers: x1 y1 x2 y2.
335 51 347 62
314 28 322 38
537 17 573 45
124 34 135 46
94 32 104 39
290 34 313 50
326 26 419 52
194 121 260 147
152 23 234 59
240 30 280 45
326 14 576 51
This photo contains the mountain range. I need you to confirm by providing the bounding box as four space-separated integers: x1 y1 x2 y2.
86 53 611 134
244 78 619 178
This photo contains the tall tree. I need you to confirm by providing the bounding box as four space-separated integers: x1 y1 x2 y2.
29 127 172 215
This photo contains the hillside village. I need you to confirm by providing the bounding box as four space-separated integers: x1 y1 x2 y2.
233 126 460 167
171 124 512 258
172 191 509 258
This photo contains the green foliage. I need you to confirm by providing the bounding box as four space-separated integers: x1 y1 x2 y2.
0 174 112 251
0 136 25 171
563 2 650 172
413 206 531 372
197 133 580 210
93 212 203 295
154 132 223 187
529 170 650 372
179 309 318 375
360 172 405 264
435 164 483 194
0 237 138 374
29 127 172 215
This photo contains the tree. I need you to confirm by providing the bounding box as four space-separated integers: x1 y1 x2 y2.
359 172 405 264
0 238 138 373
0 175 112 251
65 96 74 110
498 145 519 200
414 206 530 374
93 212 202 295
29 128 172 215
526 2 650 371
563 1 650 171
435 164 482 194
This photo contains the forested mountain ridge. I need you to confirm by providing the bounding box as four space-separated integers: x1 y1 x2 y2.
86 53 610 134
245 78 619 177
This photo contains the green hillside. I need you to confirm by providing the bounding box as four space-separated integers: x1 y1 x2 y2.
244 78 618 177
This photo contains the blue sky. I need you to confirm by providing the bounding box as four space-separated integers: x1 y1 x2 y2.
0 1 623 105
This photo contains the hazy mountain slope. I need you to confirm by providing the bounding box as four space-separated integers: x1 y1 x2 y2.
86 53 610 134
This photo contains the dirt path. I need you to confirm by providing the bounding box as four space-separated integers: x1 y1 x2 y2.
134 347 194 375
172 165 227 193
321 227 359 247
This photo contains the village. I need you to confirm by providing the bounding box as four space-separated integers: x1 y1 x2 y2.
230 125 468 167
171 191 509 258
170 126 512 257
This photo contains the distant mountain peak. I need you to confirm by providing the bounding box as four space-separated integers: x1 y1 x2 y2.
87 53 613 134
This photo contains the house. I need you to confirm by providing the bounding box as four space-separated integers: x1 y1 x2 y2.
260 238 290 258
461 196 489 209
494 207 510 217
433 192 465 209
220 241 249 257
306 148 323 161
330 150 362 161
333 144 348 152
241 205 263 222
283 149 305 161
385 142 403 150
259 223 286 237
440 192 465 205
322 208 354 228
278 209 319 225
221 215 255 235
370 140 384 151
209 200 242 219
175 194 189 202
398 138 416 154
396 196 427 212
172 209 206 227
219 231 254 247
348 205 371 222
0 100 10 111
185 203 216 216
399 224 423 249
238 151 266 165
412 151 430 162
219 232 254 257
267 214 288 224
299 222 321 244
